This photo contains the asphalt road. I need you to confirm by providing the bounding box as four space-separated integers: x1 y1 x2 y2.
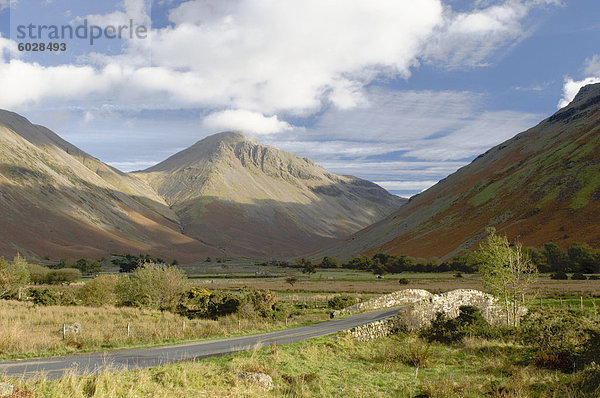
0 306 403 380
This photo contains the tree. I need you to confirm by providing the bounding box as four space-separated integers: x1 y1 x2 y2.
543 243 569 272
475 228 537 327
567 242 600 274
0 254 30 298
298 258 316 274
285 276 298 287
74 258 102 275
320 256 339 268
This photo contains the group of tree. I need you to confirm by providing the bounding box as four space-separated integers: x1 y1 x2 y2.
288 241 600 276
111 254 167 273
0 254 82 298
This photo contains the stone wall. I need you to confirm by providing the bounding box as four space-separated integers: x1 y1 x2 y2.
344 289 522 341
348 319 398 341
333 289 433 317
395 289 525 331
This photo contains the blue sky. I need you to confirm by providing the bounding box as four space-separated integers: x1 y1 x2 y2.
1 0 599 196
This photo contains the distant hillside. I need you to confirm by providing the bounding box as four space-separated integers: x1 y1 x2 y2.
319 83 600 260
0 110 220 262
136 132 405 257
0 113 403 260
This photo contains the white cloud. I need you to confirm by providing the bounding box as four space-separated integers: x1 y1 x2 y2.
203 109 291 135
0 0 558 114
557 55 600 109
0 0 10 10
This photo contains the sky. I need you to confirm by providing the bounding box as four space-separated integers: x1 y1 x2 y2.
1 0 599 197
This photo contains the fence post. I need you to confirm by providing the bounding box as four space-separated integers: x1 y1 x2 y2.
62 324 66 340
127 323 130 338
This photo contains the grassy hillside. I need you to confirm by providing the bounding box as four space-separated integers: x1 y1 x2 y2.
319 83 600 260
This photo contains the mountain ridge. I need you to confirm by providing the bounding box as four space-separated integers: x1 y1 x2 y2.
0 114 403 260
317 83 600 260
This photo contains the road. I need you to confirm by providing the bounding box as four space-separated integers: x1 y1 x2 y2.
0 306 402 380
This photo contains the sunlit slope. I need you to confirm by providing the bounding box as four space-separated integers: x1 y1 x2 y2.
319 83 600 260
0 110 220 261
137 132 405 257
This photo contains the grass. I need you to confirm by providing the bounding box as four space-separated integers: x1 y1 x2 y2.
3 333 592 397
0 300 328 360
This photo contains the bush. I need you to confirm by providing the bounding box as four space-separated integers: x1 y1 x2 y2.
30 287 79 306
327 295 359 310
0 255 30 298
572 363 600 396
571 273 588 280
116 264 189 310
27 263 50 284
421 306 496 344
520 308 600 372
78 274 120 306
181 288 280 319
550 271 568 280
46 268 82 284
398 278 410 285
589 275 600 280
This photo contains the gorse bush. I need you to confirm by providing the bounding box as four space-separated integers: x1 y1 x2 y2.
30 287 79 306
327 295 359 310
180 288 278 319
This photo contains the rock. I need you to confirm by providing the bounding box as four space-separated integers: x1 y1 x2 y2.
237 372 274 390
65 322 82 334
0 382 14 397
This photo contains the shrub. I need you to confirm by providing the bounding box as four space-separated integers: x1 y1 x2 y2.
116 263 189 310
589 275 600 280
46 268 82 284
27 263 50 284
421 306 496 344
30 287 79 306
550 271 568 280
520 308 599 372
571 273 588 280
398 278 410 285
0 255 30 298
572 363 600 396
78 274 120 306
327 295 359 310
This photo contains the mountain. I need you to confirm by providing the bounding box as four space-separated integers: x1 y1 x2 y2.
0 113 403 260
0 110 223 261
319 83 600 260
135 132 405 257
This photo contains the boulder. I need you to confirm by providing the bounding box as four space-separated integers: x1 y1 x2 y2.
237 371 274 391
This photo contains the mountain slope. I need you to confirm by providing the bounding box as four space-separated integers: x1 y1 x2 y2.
319 83 600 260
136 132 405 257
0 110 221 261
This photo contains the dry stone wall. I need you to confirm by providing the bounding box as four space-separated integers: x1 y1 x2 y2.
333 289 433 317
348 319 397 341
398 289 507 331
345 289 519 341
